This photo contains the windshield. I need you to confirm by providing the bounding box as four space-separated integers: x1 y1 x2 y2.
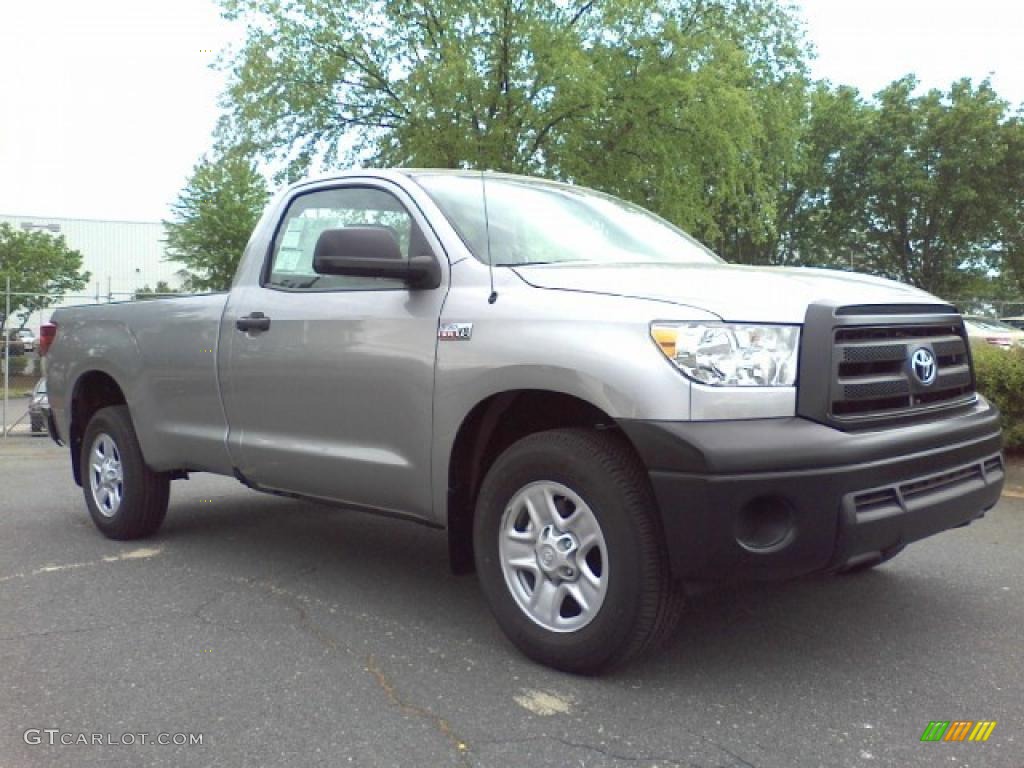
413 174 721 267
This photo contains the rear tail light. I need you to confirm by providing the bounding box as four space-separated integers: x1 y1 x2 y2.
38 322 57 357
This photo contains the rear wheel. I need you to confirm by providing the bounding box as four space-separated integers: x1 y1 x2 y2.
474 428 684 674
81 405 170 539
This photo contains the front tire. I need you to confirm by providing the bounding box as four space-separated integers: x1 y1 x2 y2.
81 405 170 539
474 428 684 674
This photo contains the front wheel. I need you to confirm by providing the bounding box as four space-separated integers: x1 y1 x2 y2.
473 428 684 674
81 405 170 539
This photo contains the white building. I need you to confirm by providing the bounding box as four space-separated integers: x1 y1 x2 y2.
0 213 184 329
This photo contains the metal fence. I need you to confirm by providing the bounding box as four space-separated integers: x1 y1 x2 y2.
2 281 71 438
1 279 182 438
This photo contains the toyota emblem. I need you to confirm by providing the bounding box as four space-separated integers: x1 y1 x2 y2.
910 347 937 386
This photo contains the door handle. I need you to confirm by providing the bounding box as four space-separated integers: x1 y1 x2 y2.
236 312 271 332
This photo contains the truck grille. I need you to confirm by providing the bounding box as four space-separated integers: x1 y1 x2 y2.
832 323 973 417
798 303 977 429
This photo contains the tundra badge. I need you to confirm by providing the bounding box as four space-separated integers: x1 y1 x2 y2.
439 322 473 341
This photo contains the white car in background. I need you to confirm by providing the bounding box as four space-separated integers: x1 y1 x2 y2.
964 316 1024 349
15 329 36 352
29 378 49 434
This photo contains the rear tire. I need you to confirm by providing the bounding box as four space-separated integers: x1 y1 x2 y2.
473 428 684 674
81 405 170 540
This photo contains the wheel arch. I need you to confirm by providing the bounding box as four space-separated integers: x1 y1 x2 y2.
444 389 644 574
68 370 128 486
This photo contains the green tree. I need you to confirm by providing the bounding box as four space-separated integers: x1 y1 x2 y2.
779 83 874 268
216 0 809 255
0 223 90 332
164 150 269 292
790 77 1014 297
859 77 1009 296
134 281 179 301
995 115 1024 296
551 1 810 260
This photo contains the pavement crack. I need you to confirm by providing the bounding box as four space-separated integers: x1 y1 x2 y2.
230 575 472 766
193 592 221 619
698 736 757 768
548 736 692 766
366 653 470 767
234 575 342 654
474 735 707 767
191 592 251 635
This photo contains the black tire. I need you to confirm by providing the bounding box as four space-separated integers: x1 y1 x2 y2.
30 416 44 433
836 545 906 575
81 405 170 540
473 428 684 674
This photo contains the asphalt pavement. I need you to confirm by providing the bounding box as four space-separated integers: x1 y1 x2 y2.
1 436 1022 768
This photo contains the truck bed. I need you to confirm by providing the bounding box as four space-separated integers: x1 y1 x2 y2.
48 293 234 475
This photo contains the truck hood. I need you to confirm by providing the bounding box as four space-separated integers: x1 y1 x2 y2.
511 262 941 323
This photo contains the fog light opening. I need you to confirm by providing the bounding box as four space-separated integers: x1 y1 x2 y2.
735 496 796 553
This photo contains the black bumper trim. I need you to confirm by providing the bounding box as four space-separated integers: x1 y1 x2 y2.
619 402 1004 581
620 398 999 476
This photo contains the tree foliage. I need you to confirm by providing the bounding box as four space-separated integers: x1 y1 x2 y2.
790 77 1015 297
217 0 809 258
996 113 1024 297
0 223 90 332
164 150 269 292
134 281 179 301
213 0 1024 300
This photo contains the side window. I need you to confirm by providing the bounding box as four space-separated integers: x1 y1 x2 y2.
266 186 416 291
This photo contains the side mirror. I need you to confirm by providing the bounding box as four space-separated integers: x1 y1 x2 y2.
312 227 441 289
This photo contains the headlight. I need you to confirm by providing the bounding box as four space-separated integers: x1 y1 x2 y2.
651 323 800 386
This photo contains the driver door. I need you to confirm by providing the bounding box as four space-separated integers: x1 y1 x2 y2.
219 181 446 520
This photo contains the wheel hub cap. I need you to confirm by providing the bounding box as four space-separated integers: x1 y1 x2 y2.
498 481 608 633
534 525 579 578
88 433 124 518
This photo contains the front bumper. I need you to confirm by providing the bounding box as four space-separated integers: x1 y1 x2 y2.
619 398 1004 580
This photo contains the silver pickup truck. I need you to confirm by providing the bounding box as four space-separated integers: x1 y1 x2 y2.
45 170 1005 672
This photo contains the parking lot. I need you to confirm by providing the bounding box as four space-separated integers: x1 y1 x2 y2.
2 436 1022 768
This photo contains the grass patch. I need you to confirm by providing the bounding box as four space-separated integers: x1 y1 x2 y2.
973 344 1024 453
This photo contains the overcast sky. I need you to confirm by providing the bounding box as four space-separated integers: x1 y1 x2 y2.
0 0 1021 223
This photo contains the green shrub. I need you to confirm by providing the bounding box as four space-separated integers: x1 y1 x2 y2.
973 344 1024 452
